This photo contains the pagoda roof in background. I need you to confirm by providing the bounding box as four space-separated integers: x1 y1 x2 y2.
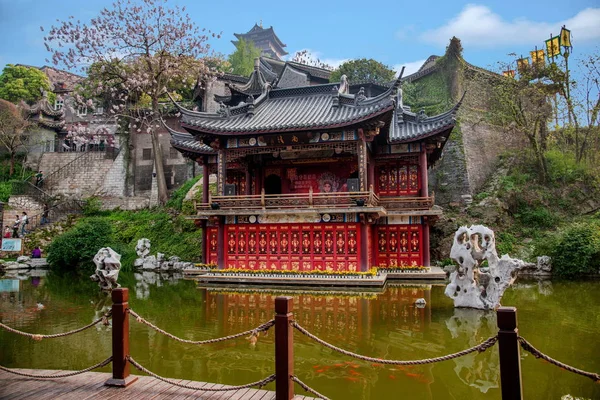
21 94 65 131
233 24 288 58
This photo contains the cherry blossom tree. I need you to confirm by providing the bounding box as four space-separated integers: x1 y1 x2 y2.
44 0 220 204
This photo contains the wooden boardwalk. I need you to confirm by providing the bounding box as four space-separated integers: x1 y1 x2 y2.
0 370 316 399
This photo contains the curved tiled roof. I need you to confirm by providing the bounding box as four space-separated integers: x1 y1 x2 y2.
162 120 216 155
388 92 464 143
178 83 395 134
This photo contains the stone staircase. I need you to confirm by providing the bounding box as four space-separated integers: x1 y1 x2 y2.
39 147 121 197
5 181 84 233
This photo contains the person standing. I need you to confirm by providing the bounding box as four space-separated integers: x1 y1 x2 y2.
3 226 11 238
20 212 28 237
35 171 44 187
41 204 50 225
12 215 20 238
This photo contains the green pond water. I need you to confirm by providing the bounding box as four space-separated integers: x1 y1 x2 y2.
1 270 599 400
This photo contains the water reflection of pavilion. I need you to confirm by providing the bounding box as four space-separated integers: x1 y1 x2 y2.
201 285 432 340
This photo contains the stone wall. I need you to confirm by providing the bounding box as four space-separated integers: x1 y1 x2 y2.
461 122 526 193
98 196 150 210
99 148 127 197
37 152 117 197
3 195 45 232
37 152 81 175
429 129 471 204
131 117 195 197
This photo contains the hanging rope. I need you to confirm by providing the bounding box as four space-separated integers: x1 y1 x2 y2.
291 375 330 400
0 311 112 340
0 357 112 378
518 336 600 382
127 356 275 391
128 308 274 345
292 321 498 365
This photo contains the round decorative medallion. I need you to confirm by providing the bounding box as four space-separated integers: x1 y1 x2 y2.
322 213 331 222
321 133 330 141
249 215 257 223
249 137 257 146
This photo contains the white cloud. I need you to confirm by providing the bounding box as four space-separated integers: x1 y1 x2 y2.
393 59 426 76
286 48 348 69
420 5 600 48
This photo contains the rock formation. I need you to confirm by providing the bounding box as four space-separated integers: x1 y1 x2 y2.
444 225 528 309
133 238 194 271
90 247 122 291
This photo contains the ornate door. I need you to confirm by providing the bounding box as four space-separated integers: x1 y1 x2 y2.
217 223 361 272
375 225 422 267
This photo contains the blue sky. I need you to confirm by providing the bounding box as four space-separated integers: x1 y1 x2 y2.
0 0 599 76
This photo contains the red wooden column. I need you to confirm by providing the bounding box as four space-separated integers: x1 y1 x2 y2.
497 307 523 399
360 223 369 271
420 145 431 266
217 217 225 269
357 138 368 192
422 217 430 267
275 297 294 400
201 161 209 264
105 288 138 387
217 149 226 196
419 145 429 197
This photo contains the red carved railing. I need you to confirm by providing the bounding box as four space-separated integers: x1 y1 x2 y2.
193 189 434 213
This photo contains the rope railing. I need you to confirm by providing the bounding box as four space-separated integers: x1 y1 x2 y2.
292 321 498 365
291 375 330 400
128 308 274 345
0 311 112 340
127 356 276 391
518 336 600 382
0 356 113 378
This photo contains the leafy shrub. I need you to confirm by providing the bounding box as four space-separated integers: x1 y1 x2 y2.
0 181 12 202
535 222 600 278
47 218 114 274
83 197 103 216
515 205 558 229
496 231 518 255
545 149 588 185
166 174 201 211
473 191 490 202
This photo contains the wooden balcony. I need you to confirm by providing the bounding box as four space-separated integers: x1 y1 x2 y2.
191 189 437 217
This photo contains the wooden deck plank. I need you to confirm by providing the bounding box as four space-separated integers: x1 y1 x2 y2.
0 370 317 399
170 380 215 399
21 371 110 400
0 370 64 399
246 389 273 400
151 379 201 400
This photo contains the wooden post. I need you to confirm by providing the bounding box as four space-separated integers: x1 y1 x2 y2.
497 307 523 400
275 297 294 400
105 288 138 387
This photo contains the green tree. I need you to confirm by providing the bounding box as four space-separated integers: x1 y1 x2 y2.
228 38 262 76
330 59 396 83
0 64 54 104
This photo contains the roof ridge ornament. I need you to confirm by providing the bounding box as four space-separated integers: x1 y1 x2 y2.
331 86 340 108
354 87 366 105
338 75 349 94
393 67 406 110
217 102 230 117
247 95 255 117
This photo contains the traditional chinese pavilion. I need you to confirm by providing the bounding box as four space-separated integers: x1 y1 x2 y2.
233 24 288 60
169 62 462 273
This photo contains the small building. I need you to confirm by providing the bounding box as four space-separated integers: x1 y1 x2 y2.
169 62 462 272
233 24 288 60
